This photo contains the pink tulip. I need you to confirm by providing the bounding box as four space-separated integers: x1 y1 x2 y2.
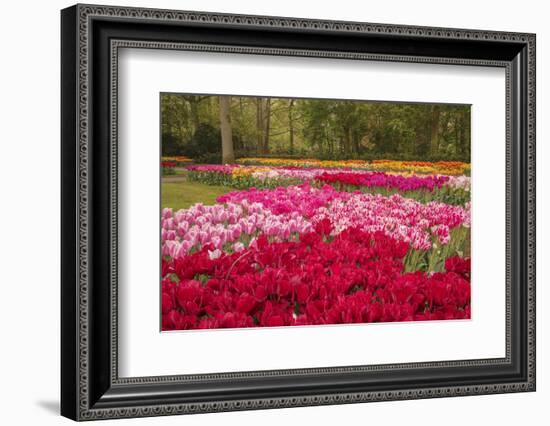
233 242 245 252
208 249 222 260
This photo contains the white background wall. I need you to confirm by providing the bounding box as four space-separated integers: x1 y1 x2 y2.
0 0 547 424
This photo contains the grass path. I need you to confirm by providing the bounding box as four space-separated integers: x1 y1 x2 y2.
161 179 233 211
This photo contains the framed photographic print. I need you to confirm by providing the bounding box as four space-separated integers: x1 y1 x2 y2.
61 4 536 421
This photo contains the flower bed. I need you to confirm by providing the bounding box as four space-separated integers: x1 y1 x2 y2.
161 155 193 165
162 161 471 331
185 164 470 204
315 171 449 191
217 184 470 252
236 157 470 175
369 160 470 175
161 161 177 175
162 184 469 259
162 225 470 330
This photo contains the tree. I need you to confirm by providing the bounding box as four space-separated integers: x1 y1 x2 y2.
177 123 221 164
458 108 470 157
160 94 191 155
288 99 295 154
263 99 271 154
219 96 235 164
161 93 470 162
255 98 272 154
182 96 209 134
430 105 441 156
300 100 333 155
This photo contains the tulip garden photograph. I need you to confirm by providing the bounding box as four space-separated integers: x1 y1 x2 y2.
160 94 472 331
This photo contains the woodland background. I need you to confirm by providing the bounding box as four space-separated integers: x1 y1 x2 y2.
161 94 471 163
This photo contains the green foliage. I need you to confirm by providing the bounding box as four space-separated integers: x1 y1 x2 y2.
161 166 176 176
187 171 302 190
183 123 222 160
161 132 185 156
188 170 470 206
160 94 471 163
403 227 470 273
194 152 222 164
309 181 470 206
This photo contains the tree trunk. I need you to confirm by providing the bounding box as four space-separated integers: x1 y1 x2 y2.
353 130 360 154
414 129 422 156
440 112 451 153
183 96 201 134
263 99 271 154
342 126 351 155
459 110 469 158
205 96 213 121
219 96 235 164
288 99 295 155
256 98 264 152
430 105 441 156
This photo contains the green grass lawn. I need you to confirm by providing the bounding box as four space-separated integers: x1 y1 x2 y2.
161 179 233 211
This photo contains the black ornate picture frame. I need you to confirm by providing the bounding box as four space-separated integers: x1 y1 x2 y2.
61 4 536 421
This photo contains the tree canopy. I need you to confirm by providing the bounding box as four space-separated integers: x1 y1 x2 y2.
161 94 470 163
